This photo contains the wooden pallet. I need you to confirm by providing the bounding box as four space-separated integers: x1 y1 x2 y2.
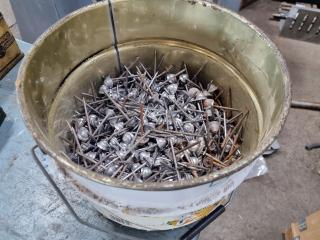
283 210 320 240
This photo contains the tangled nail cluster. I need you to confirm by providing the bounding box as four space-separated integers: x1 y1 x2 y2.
64 55 247 183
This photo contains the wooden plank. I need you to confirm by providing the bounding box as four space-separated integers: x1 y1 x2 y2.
283 210 320 240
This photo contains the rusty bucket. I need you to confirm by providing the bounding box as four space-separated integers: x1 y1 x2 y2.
16 0 291 230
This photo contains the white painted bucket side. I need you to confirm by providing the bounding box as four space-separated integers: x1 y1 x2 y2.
66 161 255 230
92 200 223 231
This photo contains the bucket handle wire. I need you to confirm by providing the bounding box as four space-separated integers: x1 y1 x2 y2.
31 145 142 240
31 145 231 240
180 192 234 240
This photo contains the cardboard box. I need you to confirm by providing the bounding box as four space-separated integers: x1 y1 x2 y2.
0 12 23 80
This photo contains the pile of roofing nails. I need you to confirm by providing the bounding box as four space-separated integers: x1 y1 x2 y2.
63 53 248 183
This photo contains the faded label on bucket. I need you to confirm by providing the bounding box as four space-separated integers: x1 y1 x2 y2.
166 204 217 227
93 200 223 231
69 159 256 230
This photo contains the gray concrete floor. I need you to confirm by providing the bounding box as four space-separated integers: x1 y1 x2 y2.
0 0 319 239
202 1 320 239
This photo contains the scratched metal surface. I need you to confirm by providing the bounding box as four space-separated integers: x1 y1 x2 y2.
280 6 320 44
0 40 193 240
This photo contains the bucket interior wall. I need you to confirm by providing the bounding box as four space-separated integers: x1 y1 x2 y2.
17 0 290 188
48 41 260 157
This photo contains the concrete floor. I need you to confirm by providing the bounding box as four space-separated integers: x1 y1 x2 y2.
0 0 319 239
202 1 320 239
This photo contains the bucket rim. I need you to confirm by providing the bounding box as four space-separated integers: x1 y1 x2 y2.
16 0 291 191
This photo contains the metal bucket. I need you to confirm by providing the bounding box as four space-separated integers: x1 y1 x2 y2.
16 0 291 231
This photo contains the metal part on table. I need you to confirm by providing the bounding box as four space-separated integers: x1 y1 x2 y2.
270 2 295 21
280 5 320 43
291 100 320 111
290 100 320 151
305 143 320 151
